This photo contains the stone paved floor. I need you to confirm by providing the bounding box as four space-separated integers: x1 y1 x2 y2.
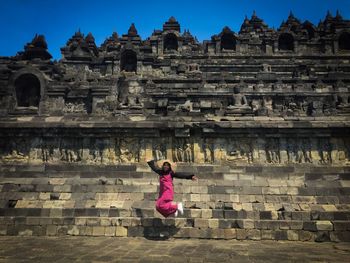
0 237 349 263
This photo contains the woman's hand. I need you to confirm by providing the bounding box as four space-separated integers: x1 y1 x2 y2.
192 175 198 181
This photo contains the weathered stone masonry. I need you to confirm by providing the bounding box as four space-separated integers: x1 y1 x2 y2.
0 12 350 241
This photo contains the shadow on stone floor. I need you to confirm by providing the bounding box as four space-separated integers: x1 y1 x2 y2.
142 218 180 241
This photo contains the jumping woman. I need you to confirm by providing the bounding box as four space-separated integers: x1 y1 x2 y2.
147 159 198 217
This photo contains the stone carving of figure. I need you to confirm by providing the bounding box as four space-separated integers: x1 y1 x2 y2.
240 140 253 163
89 140 104 164
319 138 332 164
255 96 273 116
176 100 194 112
228 87 249 108
184 143 193 163
60 140 82 163
174 145 184 162
262 64 272 72
63 101 86 114
173 139 193 162
203 139 214 163
251 99 262 114
119 80 144 109
115 138 139 163
265 138 280 164
334 93 350 114
263 97 273 111
153 143 166 160
225 139 252 163
227 86 251 114
41 138 55 162
286 138 297 163
2 139 28 162
308 100 324 116
296 138 312 163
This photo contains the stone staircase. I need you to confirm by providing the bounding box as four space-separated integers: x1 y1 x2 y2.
0 164 350 242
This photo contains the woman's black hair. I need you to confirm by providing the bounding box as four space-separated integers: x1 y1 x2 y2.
162 161 172 169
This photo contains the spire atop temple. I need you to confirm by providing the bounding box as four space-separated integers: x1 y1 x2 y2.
128 23 138 36
163 16 180 32
336 10 343 20
252 10 257 19
21 34 52 60
168 16 177 23
326 10 333 19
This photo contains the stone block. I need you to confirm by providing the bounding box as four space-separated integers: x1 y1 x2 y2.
127 226 144 237
86 218 100 226
189 209 202 218
287 230 299 241
333 221 350 231
246 229 261 240
223 229 236 239
194 218 209 228
56 226 68 236
237 219 254 229
92 226 105 236
75 218 86 226
315 231 331 242
212 209 224 218
299 230 314 241
330 231 350 242
218 219 233 229
289 221 303 230
236 229 247 240
274 230 288 240
105 226 116 236
316 221 333 231
79 226 93 236
201 209 212 218
303 221 317 231
67 225 80 236
208 219 219 229
100 218 111 226
26 217 40 225
261 230 274 240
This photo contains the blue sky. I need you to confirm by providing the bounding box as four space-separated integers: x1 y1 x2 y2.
0 0 349 60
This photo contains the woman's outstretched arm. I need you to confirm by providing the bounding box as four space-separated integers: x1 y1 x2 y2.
147 159 162 175
172 172 198 180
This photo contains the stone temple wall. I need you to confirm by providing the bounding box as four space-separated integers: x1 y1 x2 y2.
0 12 350 241
0 125 349 166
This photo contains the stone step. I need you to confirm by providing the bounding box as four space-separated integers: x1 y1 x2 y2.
0 165 349 241
2 188 350 199
0 172 349 180
1 208 350 220
1 216 349 241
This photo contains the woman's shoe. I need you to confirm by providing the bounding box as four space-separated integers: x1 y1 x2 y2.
177 202 184 215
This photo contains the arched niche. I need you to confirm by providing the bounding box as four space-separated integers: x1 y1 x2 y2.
339 32 350 51
163 33 178 51
120 50 137 72
278 33 294 51
220 33 236 51
14 73 41 108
